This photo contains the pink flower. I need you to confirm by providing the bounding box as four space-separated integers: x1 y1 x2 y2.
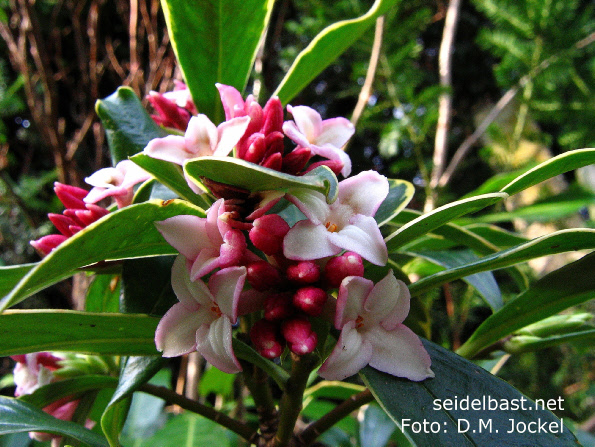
144 114 251 165
318 272 434 381
155 199 246 279
84 160 150 208
155 259 246 373
283 105 354 177
147 81 197 131
283 171 389 265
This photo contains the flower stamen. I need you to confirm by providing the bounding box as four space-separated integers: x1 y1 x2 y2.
324 221 339 232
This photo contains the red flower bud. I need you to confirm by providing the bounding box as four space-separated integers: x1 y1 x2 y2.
30 234 68 255
282 147 311 175
247 261 282 291
249 214 290 255
48 213 79 237
261 152 283 171
264 292 293 321
281 317 318 355
293 287 328 316
324 251 365 288
250 319 285 359
54 183 88 209
262 96 284 135
286 261 320 284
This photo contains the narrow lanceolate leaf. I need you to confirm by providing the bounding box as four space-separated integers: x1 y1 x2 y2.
185 157 339 203
408 229 595 298
0 310 160 356
0 263 36 299
0 200 205 311
19 376 119 408
504 329 595 354
274 0 402 104
102 356 165 447
385 193 508 252
405 250 502 310
457 252 595 359
95 87 166 165
130 153 212 209
375 179 414 226
160 0 275 122
361 340 577 447
500 148 595 196
0 396 109 447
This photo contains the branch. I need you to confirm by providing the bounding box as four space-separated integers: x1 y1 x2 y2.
139 383 257 443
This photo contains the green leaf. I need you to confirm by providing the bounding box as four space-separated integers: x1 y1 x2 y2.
0 199 205 311
375 179 415 226
86 274 121 313
19 376 119 408
405 250 502 310
385 193 508 252
504 329 595 354
361 340 577 446
359 404 397 447
457 252 595 358
130 153 211 209
0 396 109 447
185 157 339 203
0 263 36 300
500 148 595 196
96 87 166 164
274 0 403 104
409 229 595 298
101 356 165 447
463 224 529 249
160 0 275 122
0 310 160 356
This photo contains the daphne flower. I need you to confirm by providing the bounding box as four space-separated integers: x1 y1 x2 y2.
144 113 250 165
155 258 246 373
283 105 354 177
318 272 434 381
84 160 150 208
283 170 389 265
155 199 246 279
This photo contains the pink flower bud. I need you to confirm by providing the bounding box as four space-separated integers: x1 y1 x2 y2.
262 97 284 135
30 234 68 255
249 214 290 255
219 230 247 268
293 287 328 316
261 152 283 171
264 292 293 321
282 147 311 175
247 261 282 291
281 317 318 355
286 261 320 284
147 91 191 131
243 134 266 163
48 213 79 237
250 319 285 359
263 131 284 157
54 183 88 209
324 251 365 288
304 159 344 176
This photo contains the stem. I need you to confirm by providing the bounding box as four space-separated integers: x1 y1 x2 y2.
139 383 257 443
273 354 319 447
297 389 374 446
241 361 278 444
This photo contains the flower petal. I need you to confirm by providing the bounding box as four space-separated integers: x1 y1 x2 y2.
171 254 212 307
366 325 434 381
196 318 242 373
336 276 373 329
318 321 373 380
155 215 211 260
216 83 245 120
318 117 355 148
155 302 206 357
309 144 352 177
144 135 189 165
337 171 389 217
214 116 251 156
283 220 341 261
285 189 329 224
189 247 221 280
327 215 388 265
208 266 246 322
364 271 410 330
282 121 311 148
287 105 322 142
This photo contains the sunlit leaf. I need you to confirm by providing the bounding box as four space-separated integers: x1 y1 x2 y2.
375 179 415 226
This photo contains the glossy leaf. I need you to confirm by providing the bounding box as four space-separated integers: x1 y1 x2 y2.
406 250 502 310
274 0 402 104
0 310 160 356
130 153 211 209
361 340 577 446
463 224 529 248
19 376 119 408
86 274 121 313
359 404 397 447
457 252 595 358
409 229 595 298
0 263 35 299
185 157 339 203
500 148 595 195
95 87 166 164
385 193 508 252
0 199 205 311
375 179 415 226
160 0 275 122
0 396 109 447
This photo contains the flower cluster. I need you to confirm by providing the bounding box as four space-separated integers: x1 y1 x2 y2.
148 85 433 382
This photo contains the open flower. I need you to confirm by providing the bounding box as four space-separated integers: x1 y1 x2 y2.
318 271 434 381
155 199 246 279
84 160 150 208
283 170 389 265
283 105 354 177
144 113 250 165
155 258 246 373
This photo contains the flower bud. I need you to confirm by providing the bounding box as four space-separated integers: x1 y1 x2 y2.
250 319 285 359
219 230 247 268
243 134 266 163
282 147 311 175
324 251 364 288
281 317 317 355
261 152 283 171
264 293 293 321
48 213 79 237
54 183 88 209
247 261 282 291
30 234 68 255
286 261 320 284
304 160 344 176
292 287 328 317
262 96 283 135
249 214 290 255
